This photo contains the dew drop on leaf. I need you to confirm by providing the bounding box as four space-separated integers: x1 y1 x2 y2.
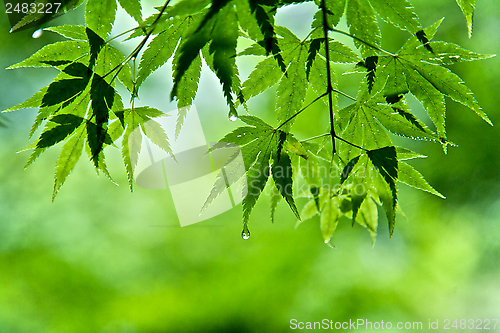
228 109 238 121
32 29 43 39
241 227 250 240
324 239 336 249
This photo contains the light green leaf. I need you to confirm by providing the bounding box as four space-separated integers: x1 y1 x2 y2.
272 149 300 219
320 192 340 243
209 4 240 113
368 96 440 141
369 0 422 34
242 133 276 224
85 0 117 38
235 0 263 41
396 147 427 160
312 0 347 27
53 125 85 200
346 0 381 57
275 43 308 131
426 41 495 65
403 65 447 138
403 54 492 125
320 39 361 64
455 0 476 37
117 0 142 23
7 41 89 69
137 16 187 88
270 182 282 223
356 197 378 244
141 118 174 159
44 25 87 40
240 57 282 101
398 161 445 198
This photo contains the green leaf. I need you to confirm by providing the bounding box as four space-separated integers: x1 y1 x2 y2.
317 0 347 27
240 57 282 101
89 75 115 166
403 65 447 138
235 0 264 41
367 95 440 141
137 16 187 88
41 78 89 107
426 41 495 66
7 41 89 69
356 197 378 244
369 0 422 34
321 39 362 64
209 3 240 113
171 11 213 102
275 41 308 131
44 25 87 40
398 162 445 198
141 118 174 159
270 182 282 223
340 155 360 184
367 146 398 234
121 109 144 191
396 147 426 160
174 53 202 111
85 0 117 38
53 124 85 200
272 149 300 219
455 0 476 37
346 0 381 57
347 154 372 223
320 192 340 243
37 116 84 149
367 146 398 187
337 97 392 161
242 134 276 224
402 54 492 125
117 0 142 23
372 170 396 236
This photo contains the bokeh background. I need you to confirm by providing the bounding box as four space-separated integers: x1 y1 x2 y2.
1 0 499 332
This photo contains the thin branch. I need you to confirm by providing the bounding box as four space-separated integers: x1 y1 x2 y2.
102 0 173 81
321 0 337 156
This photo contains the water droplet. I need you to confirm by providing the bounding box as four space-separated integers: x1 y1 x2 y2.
324 239 336 249
32 29 43 39
228 109 238 121
241 228 250 240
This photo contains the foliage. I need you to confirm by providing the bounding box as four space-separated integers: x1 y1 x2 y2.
2 0 494 244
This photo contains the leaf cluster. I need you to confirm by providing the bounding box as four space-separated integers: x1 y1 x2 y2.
2 0 494 244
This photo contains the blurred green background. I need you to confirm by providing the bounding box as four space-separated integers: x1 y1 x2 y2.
1 0 499 332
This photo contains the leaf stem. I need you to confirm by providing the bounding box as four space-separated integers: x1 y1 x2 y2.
329 27 395 57
334 135 368 152
301 133 330 142
321 0 337 156
276 91 328 130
